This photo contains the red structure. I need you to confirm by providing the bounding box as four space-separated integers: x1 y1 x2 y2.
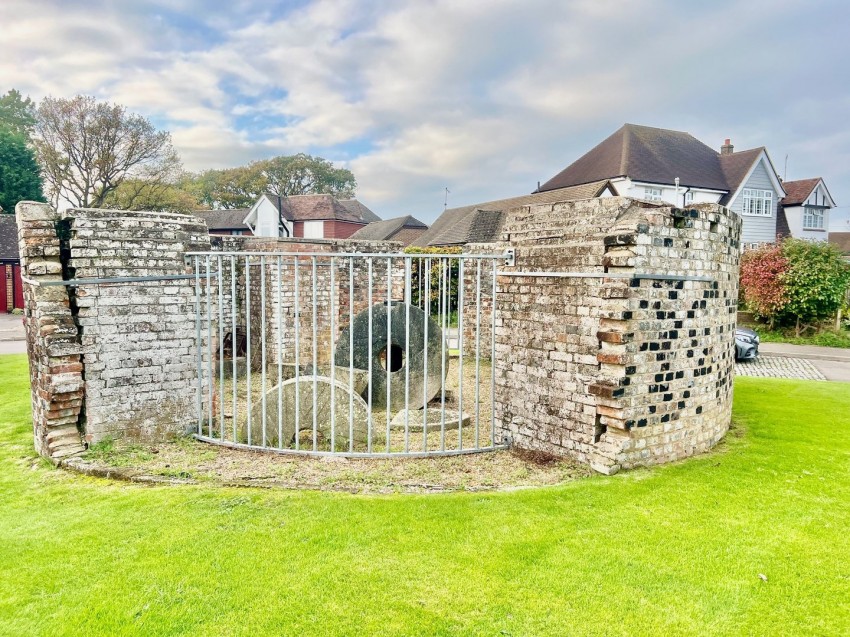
0 215 24 312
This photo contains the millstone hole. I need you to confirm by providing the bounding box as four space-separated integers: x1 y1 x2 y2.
379 344 405 372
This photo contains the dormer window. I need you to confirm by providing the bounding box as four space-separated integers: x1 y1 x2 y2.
742 189 773 216
644 187 663 201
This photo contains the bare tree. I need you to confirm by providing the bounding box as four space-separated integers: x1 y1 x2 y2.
33 95 178 209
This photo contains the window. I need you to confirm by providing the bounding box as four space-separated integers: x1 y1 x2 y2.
644 187 663 201
303 220 324 238
802 207 825 230
742 189 773 216
684 191 694 205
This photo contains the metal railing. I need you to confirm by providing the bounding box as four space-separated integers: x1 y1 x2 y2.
187 250 509 458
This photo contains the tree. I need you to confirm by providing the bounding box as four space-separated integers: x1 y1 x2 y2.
259 154 356 199
0 89 36 138
33 95 178 209
188 153 357 209
192 165 267 209
0 128 44 212
102 172 202 214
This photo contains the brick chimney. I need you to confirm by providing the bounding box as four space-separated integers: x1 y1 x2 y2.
720 138 734 155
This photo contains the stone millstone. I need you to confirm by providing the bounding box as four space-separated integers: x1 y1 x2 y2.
246 375 369 451
335 301 445 411
389 408 471 433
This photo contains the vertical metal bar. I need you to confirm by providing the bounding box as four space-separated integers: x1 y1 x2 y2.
457 258 464 450
294 256 300 451
277 256 283 449
330 256 336 452
474 259 482 449
218 255 225 441
386 256 391 453
194 257 202 435
440 258 447 451
404 256 411 453
422 256 430 452
261 255 267 447
206 255 214 438
246 255 252 446
311 256 318 452
491 258 497 447
231 255 237 442
367 258 373 453
349 257 354 452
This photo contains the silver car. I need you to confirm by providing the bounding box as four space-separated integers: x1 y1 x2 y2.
735 327 759 361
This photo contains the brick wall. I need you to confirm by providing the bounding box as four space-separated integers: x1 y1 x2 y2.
493 198 741 474
17 203 211 458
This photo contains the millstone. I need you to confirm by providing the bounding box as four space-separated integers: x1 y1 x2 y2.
389 408 471 433
335 301 445 411
245 375 369 450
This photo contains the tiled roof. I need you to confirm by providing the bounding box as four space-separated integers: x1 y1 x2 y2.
339 199 381 223
0 215 20 261
265 194 364 223
349 215 427 241
538 124 730 192
192 208 250 230
718 147 764 204
780 178 821 206
412 180 614 247
828 232 850 254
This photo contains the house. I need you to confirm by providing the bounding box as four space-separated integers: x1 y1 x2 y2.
779 178 836 241
349 215 428 246
191 208 252 236
242 193 380 239
536 123 835 246
413 180 617 247
0 215 23 313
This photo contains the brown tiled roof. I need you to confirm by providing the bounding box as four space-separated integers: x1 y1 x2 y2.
780 178 821 206
349 215 427 242
0 215 20 261
829 232 850 254
339 199 381 223
718 148 764 204
538 124 730 192
192 208 250 231
412 180 614 247
267 194 364 223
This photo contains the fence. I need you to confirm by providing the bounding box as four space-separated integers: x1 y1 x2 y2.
188 250 510 457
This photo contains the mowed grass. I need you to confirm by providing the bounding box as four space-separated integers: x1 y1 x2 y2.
0 354 848 636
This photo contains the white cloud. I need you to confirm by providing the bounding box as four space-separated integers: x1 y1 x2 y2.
1 0 848 222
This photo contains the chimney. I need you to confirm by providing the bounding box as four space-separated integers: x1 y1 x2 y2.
720 138 734 155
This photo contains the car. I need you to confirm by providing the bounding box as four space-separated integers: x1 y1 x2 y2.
735 326 759 361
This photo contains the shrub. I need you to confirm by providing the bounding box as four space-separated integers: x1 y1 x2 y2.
739 239 850 334
781 239 850 334
739 244 789 328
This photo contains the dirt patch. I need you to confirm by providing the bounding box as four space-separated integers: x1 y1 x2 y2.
66 435 592 494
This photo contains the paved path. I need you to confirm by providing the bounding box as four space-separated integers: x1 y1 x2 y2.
0 314 26 354
736 357 826 381
758 342 850 382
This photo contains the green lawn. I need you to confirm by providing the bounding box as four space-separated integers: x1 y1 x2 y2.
1 354 848 636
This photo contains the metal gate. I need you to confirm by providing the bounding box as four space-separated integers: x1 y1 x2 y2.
187 250 510 457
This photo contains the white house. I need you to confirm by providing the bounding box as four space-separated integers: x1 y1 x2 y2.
534 124 834 246
780 178 836 241
242 193 381 239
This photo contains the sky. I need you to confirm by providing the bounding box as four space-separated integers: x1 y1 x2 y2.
1 0 849 227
